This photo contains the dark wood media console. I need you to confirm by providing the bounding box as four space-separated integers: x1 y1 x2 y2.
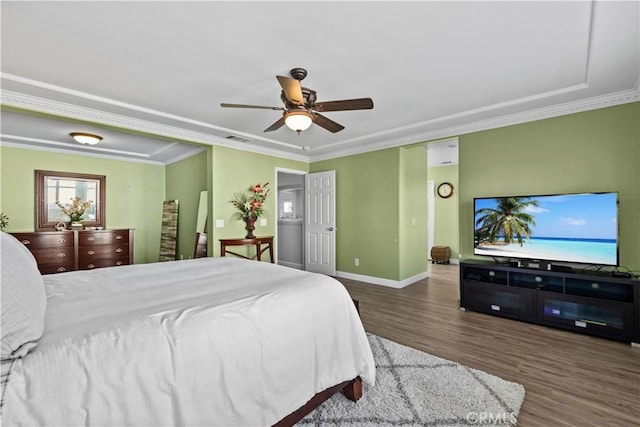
460 260 640 344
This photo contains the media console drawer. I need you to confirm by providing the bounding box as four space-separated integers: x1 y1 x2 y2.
464 281 534 319
537 292 634 340
460 261 639 344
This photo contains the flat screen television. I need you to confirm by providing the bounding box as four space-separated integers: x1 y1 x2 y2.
473 192 618 266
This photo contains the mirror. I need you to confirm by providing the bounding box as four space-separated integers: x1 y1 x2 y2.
36 170 106 231
196 190 208 233
194 190 208 258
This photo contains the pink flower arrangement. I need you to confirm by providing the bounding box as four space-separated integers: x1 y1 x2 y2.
230 182 270 220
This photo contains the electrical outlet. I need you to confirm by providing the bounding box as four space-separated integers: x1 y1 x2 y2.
215 219 224 228
411 217 416 226
260 218 267 226
355 258 359 266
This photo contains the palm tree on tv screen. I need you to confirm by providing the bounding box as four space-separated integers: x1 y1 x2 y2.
475 197 539 246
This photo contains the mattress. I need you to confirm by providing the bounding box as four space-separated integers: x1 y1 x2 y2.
2 257 375 426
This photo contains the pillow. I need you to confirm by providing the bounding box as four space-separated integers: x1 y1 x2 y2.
1 232 47 359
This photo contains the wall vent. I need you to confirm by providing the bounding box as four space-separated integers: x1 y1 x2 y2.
226 135 251 143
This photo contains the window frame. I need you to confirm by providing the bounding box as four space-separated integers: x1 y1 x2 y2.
35 170 106 231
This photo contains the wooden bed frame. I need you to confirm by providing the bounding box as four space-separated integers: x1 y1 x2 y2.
273 376 362 426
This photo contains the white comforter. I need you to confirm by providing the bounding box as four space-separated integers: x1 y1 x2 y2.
2 257 375 426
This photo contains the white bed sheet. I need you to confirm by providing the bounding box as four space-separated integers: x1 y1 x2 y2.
2 257 375 426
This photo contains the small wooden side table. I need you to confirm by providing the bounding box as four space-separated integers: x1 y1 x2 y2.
219 236 274 263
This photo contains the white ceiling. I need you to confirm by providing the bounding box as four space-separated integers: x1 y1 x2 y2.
1 1 638 165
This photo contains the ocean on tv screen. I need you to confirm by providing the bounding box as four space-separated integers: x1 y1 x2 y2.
474 237 617 265
474 192 618 265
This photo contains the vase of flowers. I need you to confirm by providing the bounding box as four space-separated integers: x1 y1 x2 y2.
56 196 93 230
230 182 270 239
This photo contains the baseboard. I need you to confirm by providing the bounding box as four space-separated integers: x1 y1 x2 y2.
336 270 429 289
278 261 303 270
428 258 460 265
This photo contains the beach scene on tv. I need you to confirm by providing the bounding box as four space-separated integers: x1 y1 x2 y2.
474 193 618 266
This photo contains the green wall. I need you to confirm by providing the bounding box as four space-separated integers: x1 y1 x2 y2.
209 146 308 257
428 164 460 259
399 145 429 279
311 146 429 282
0 146 165 263
2 101 637 278
165 150 208 260
459 102 640 271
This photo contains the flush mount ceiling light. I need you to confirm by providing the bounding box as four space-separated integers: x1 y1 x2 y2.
70 132 103 145
284 111 313 134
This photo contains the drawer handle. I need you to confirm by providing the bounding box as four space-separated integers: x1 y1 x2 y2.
57 239 66 244
21 239 31 245
115 261 123 266
116 235 123 240
57 267 67 272
57 253 66 258
87 264 96 269
86 237 96 241
115 248 123 253
87 250 96 255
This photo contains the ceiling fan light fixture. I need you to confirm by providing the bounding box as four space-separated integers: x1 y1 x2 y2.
70 132 103 145
284 111 312 134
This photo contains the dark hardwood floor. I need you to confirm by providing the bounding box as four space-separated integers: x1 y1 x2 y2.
337 264 640 427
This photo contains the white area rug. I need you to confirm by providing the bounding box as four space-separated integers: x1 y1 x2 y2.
301 334 525 426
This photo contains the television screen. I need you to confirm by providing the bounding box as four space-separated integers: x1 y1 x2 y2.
473 192 618 266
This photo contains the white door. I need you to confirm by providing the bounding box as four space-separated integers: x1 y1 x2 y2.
304 171 336 275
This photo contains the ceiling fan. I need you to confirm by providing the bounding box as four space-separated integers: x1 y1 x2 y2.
220 68 374 134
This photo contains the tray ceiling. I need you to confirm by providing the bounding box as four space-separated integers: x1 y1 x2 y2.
1 1 638 164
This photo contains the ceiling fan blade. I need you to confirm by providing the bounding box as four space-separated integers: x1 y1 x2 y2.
264 115 287 132
276 76 304 105
221 103 285 110
313 113 345 133
313 98 374 112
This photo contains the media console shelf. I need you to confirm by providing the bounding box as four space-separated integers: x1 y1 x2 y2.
460 260 639 344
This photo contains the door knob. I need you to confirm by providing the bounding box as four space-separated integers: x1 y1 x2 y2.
327 227 334 231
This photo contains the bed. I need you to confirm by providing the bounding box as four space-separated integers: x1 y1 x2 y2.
0 231 375 426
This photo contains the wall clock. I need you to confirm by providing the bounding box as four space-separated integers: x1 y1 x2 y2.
437 182 454 198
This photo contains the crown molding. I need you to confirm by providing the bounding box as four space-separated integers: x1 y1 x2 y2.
1 135 207 166
307 88 640 162
0 89 311 164
1 73 306 152
0 138 167 165
2 84 637 165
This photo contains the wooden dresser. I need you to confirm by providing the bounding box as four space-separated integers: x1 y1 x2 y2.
11 229 133 274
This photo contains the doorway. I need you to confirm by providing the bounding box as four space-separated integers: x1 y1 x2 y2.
276 169 305 269
426 138 460 263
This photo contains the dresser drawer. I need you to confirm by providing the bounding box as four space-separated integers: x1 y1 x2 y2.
78 256 130 270
37 260 76 274
78 244 129 262
11 232 74 249
78 230 129 246
10 230 133 274
31 247 74 265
